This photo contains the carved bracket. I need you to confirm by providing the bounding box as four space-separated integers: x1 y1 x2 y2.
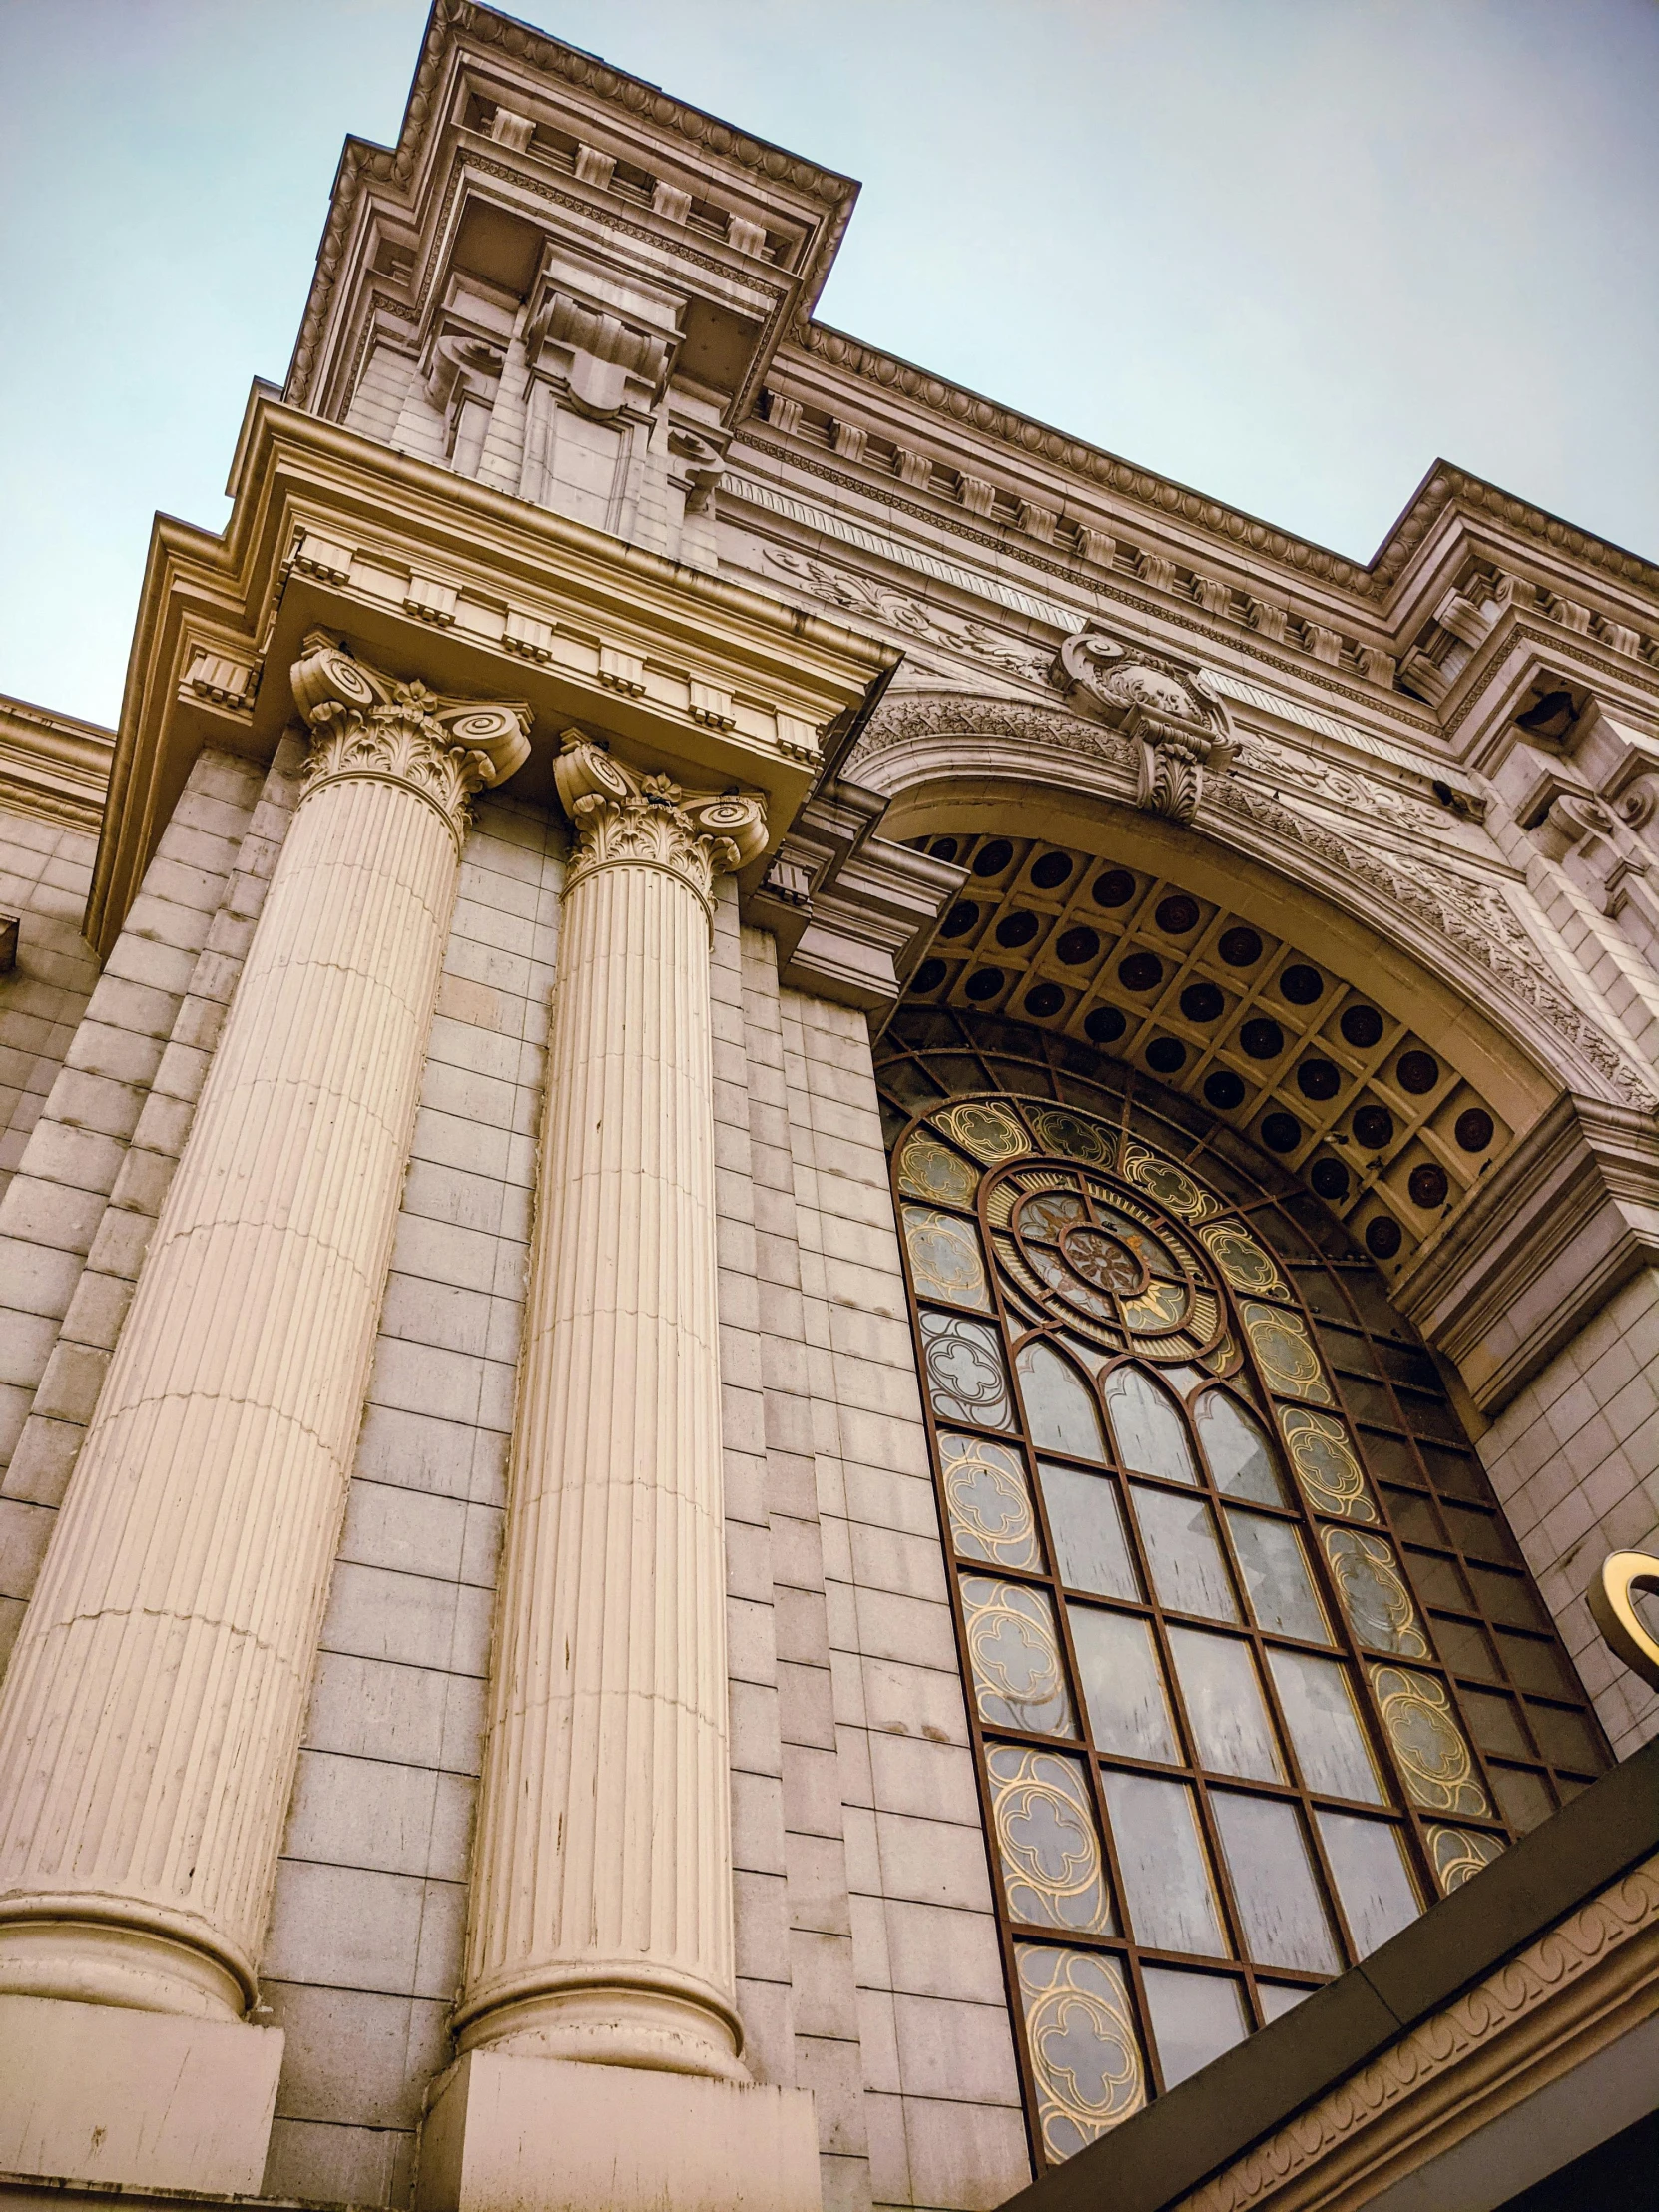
1056 629 1236 824
527 290 674 420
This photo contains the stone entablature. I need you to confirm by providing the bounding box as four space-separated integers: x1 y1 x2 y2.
0 696 113 837
86 393 897 965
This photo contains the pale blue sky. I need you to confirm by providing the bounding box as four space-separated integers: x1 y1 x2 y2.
1 0 1655 727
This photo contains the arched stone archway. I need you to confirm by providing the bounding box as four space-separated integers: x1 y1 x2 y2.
847 681 1659 1756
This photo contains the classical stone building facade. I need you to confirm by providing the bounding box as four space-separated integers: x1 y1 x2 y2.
1 7 1656 2209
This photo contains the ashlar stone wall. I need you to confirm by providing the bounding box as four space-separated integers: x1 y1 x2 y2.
716 904 1031 2212
259 795 564 2207
0 806 101 1204
1477 1269 1659 1758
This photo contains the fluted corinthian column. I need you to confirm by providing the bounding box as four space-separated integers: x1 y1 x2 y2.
0 636 529 2023
458 733 766 2079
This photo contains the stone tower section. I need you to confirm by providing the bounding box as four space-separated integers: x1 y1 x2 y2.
287 0 857 576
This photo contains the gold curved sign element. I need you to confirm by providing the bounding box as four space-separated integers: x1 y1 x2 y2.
1590 1550 1659 1692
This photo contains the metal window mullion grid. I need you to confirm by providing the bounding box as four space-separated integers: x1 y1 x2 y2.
895 1105 1379 2150
1200 1460 1402 1968
1175 1105 1608 1819
895 1110 1125 2172
1066 1409 1392 1983
1105 1468 1276 2044
1305 1254 1610 1819
1012 1339 1271 2073
1071 1094 1453 1914
1220 1186 1520 1864
901 1139 1193 2144
1353 1372 1611 1812
878 1026 1611 2168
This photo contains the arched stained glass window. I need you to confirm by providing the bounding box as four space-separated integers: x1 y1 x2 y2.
876 1006 1609 2171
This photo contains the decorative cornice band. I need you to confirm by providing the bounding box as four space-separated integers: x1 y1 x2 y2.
788 335 1659 608
285 0 855 410
791 323 1373 594
743 507 1470 792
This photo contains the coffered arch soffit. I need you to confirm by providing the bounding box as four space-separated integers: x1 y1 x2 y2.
845 685 1655 1288
849 684 1647 1120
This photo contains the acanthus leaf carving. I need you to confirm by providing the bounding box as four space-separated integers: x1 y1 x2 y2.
846 687 1134 777
290 630 531 847
553 730 768 915
1058 628 1237 825
1232 729 1457 837
761 546 1052 684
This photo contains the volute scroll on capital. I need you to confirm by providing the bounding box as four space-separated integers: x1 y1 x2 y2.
554 729 769 915
290 631 533 846
1056 627 1237 826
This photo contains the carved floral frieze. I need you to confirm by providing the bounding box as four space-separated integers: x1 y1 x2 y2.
848 675 1650 1106
1236 729 1466 837
762 545 1052 683
847 687 1134 773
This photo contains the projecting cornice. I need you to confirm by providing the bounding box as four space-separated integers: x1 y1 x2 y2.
281 1 1658 666
87 389 895 958
284 0 857 428
0 693 114 835
771 335 1659 621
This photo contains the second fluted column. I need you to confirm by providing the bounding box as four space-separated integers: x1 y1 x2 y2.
458 735 767 2077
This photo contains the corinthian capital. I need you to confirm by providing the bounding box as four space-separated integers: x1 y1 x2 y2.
291 631 532 845
554 730 768 912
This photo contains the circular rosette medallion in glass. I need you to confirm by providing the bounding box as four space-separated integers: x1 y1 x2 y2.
983 1159 1227 1365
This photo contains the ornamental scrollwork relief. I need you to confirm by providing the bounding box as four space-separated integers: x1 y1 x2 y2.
1233 729 1458 837
291 630 531 847
1208 769 1654 1107
552 730 768 914
846 688 1135 777
1057 629 1238 825
851 646 1646 1101
761 546 1052 684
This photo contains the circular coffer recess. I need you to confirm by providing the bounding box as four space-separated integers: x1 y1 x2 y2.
907 834 1510 1271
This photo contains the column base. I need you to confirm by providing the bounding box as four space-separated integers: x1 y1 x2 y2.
0 1994 282 2193
415 2052 823 2212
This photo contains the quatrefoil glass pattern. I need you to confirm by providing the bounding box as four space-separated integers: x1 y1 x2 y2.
878 1006 1609 2172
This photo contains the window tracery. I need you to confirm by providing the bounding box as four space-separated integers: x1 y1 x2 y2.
875 1007 1609 2169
